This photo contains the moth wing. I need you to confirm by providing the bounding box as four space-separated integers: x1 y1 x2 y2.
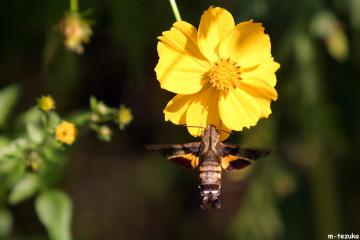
167 153 199 169
145 142 200 169
220 143 270 171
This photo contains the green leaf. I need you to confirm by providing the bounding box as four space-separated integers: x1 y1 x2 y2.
0 208 13 238
90 96 98 111
47 112 61 130
35 190 72 240
16 107 42 131
0 157 17 171
0 136 10 148
27 123 45 144
8 174 40 205
0 158 23 189
0 85 21 129
0 137 29 159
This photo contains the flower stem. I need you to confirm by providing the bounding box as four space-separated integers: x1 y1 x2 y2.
169 0 182 21
70 0 78 12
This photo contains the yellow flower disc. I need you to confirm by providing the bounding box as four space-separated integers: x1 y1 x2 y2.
118 105 133 129
206 58 242 92
55 121 77 145
38 95 55 112
155 6 280 140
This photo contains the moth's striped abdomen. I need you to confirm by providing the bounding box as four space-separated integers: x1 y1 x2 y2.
199 163 222 209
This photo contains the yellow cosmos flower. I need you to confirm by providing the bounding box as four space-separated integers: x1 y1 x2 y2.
55 121 77 145
155 6 280 140
118 105 133 129
38 95 55 112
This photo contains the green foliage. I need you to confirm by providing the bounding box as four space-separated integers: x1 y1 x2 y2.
27 123 45 145
0 93 131 239
35 189 72 240
0 208 13 239
8 174 40 205
0 85 20 129
87 96 132 141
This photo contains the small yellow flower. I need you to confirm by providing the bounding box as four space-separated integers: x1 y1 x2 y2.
38 95 55 112
59 12 92 54
118 105 133 129
155 6 280 140
55 121 77 145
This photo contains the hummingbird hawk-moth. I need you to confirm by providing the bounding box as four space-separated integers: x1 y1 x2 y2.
146 125 270 209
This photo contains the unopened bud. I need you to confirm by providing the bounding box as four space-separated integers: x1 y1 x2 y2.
90 113 100 122
25 151 42 172
97 102 109 115
98 126 112 142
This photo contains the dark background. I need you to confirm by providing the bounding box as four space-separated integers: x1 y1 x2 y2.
0 0 359 239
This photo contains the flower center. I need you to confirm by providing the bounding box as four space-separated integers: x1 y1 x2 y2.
206 58 241 91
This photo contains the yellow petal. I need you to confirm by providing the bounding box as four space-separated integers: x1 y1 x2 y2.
241 59 280 87
185 86 219 136
159 21 209 68
217 122 231 141
218 21 271 68
164 94 195 124
164 90 230 140
156 42 207 94
253 97 272 118
156 21 210 94
219 89 261 131
197 6 235 62
240 77 278 100
184 86 230 140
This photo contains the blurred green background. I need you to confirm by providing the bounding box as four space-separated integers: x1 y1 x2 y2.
0 0 359 239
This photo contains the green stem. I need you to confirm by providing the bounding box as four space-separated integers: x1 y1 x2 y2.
70 0 78 12
169 0 182 21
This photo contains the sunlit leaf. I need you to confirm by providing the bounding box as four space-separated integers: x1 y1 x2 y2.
8 174 40 205
17 107 42 127
35 189 72 240
27 123 45 144
0 137 29 159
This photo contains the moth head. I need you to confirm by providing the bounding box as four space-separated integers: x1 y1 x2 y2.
183 125 212 149
201 125 222 153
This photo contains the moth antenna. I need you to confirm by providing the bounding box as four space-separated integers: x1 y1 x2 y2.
183 124 206 130
216 128 232 135
183 125 231 135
